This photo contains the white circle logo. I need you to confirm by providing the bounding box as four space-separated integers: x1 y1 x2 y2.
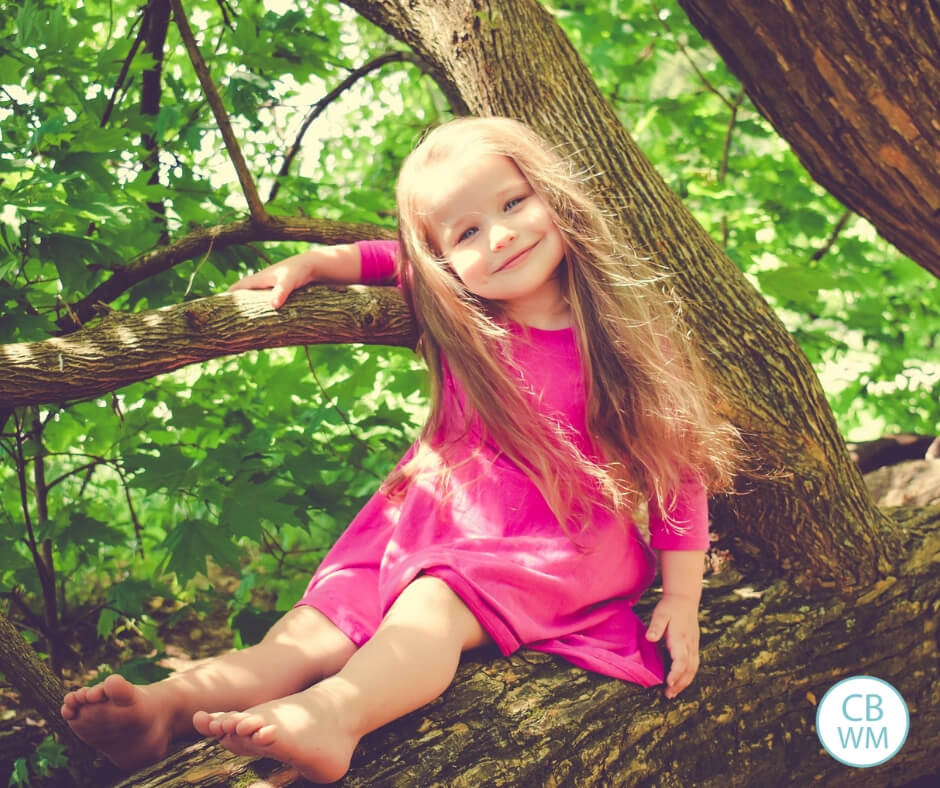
816 676 909 767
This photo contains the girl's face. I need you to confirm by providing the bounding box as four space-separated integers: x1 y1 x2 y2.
422 154 569 329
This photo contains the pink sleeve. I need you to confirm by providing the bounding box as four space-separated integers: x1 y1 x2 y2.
648 474 709 551
356 240 399 284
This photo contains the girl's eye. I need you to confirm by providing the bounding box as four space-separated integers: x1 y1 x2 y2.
505 196 524 211
457 227 478 243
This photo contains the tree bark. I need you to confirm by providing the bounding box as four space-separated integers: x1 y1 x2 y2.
0 611 97 777
97 506 938 788
678 0 940 278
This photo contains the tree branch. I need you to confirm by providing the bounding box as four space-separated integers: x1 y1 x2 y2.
810 210 852 262
168 0 266 223
268 50 432 204
56 215 393 332
100 7 146 127
5 285 416 409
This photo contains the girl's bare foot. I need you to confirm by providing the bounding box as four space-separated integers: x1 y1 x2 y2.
193 683 360 784
61 674 176 771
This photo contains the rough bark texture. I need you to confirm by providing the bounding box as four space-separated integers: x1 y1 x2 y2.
0 286 415 408
678 0 940 277
84 506 936 788
0 612 97 777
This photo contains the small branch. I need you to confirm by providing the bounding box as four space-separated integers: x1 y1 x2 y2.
100 8 147 127
56 215 393 332
268 51 428 203
45 459 104 493
214 0 237 29
655 5 734 109
169 0 267 222
718 92 744 248
117 465 146 558
810 210 852 262
0 589 44 632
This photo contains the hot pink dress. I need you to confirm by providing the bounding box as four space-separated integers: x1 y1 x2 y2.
297 240 708 686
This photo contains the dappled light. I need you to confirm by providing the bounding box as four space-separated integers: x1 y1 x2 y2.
0 1 936 786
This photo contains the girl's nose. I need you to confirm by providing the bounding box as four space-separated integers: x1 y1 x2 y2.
491 224 516 250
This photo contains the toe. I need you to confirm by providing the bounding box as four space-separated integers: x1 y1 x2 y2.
102 674 136 705
250 724 277 746
219 712 247 736
233 715 265 738
192 710 217 737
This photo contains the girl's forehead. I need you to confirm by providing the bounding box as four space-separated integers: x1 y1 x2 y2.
414 154 526 210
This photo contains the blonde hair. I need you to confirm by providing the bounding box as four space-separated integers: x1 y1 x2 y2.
386 116 739 532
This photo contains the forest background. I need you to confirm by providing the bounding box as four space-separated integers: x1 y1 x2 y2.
0 0 937 783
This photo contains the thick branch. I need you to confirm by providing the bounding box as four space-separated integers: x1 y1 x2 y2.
169 0 266 222
56 216 392 332
677 0 940 277
4 286 416 408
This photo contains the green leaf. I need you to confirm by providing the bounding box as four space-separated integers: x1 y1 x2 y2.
96 607 119 640
161 519 241 582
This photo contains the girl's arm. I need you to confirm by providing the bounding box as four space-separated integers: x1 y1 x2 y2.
228 240 398 309
645 549 705 699
644 474 709 698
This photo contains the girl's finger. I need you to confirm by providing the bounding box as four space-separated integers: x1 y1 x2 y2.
645 612 668 641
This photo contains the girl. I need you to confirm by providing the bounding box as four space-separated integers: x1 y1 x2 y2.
62 117 738 783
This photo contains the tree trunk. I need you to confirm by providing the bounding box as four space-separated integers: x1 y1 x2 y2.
341 0 902 587
677 0 940 278
96 506 938 787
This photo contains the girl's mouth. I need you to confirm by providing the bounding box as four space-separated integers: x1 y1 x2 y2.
496 243 536 272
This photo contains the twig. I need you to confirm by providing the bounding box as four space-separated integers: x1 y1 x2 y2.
654 4 734 109
169 0 267 223
214 0 237 29
268 51 426 203
811 211 853 262
100 8 146 127
718 93 744 248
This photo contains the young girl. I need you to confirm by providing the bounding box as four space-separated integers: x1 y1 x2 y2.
61 117 738 783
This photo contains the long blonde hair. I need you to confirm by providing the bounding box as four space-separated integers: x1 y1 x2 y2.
386 116 738 532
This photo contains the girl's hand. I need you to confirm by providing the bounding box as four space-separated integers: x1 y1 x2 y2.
228 256 314 309
645 593 701 699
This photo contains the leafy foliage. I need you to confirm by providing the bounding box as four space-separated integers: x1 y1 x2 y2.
0 0 935 721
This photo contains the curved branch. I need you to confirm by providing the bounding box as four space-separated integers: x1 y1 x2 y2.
169 0 266 222
56 215 393 332
268 50 433 203
5 285 416 408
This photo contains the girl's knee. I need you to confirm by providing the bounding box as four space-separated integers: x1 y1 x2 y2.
264 606 355 652
398 575 490 650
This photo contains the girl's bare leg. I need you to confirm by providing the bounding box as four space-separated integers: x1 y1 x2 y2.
202 576 490 784
60 606 356 771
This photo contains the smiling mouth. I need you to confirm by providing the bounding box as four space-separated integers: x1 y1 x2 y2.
496 243 536 273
